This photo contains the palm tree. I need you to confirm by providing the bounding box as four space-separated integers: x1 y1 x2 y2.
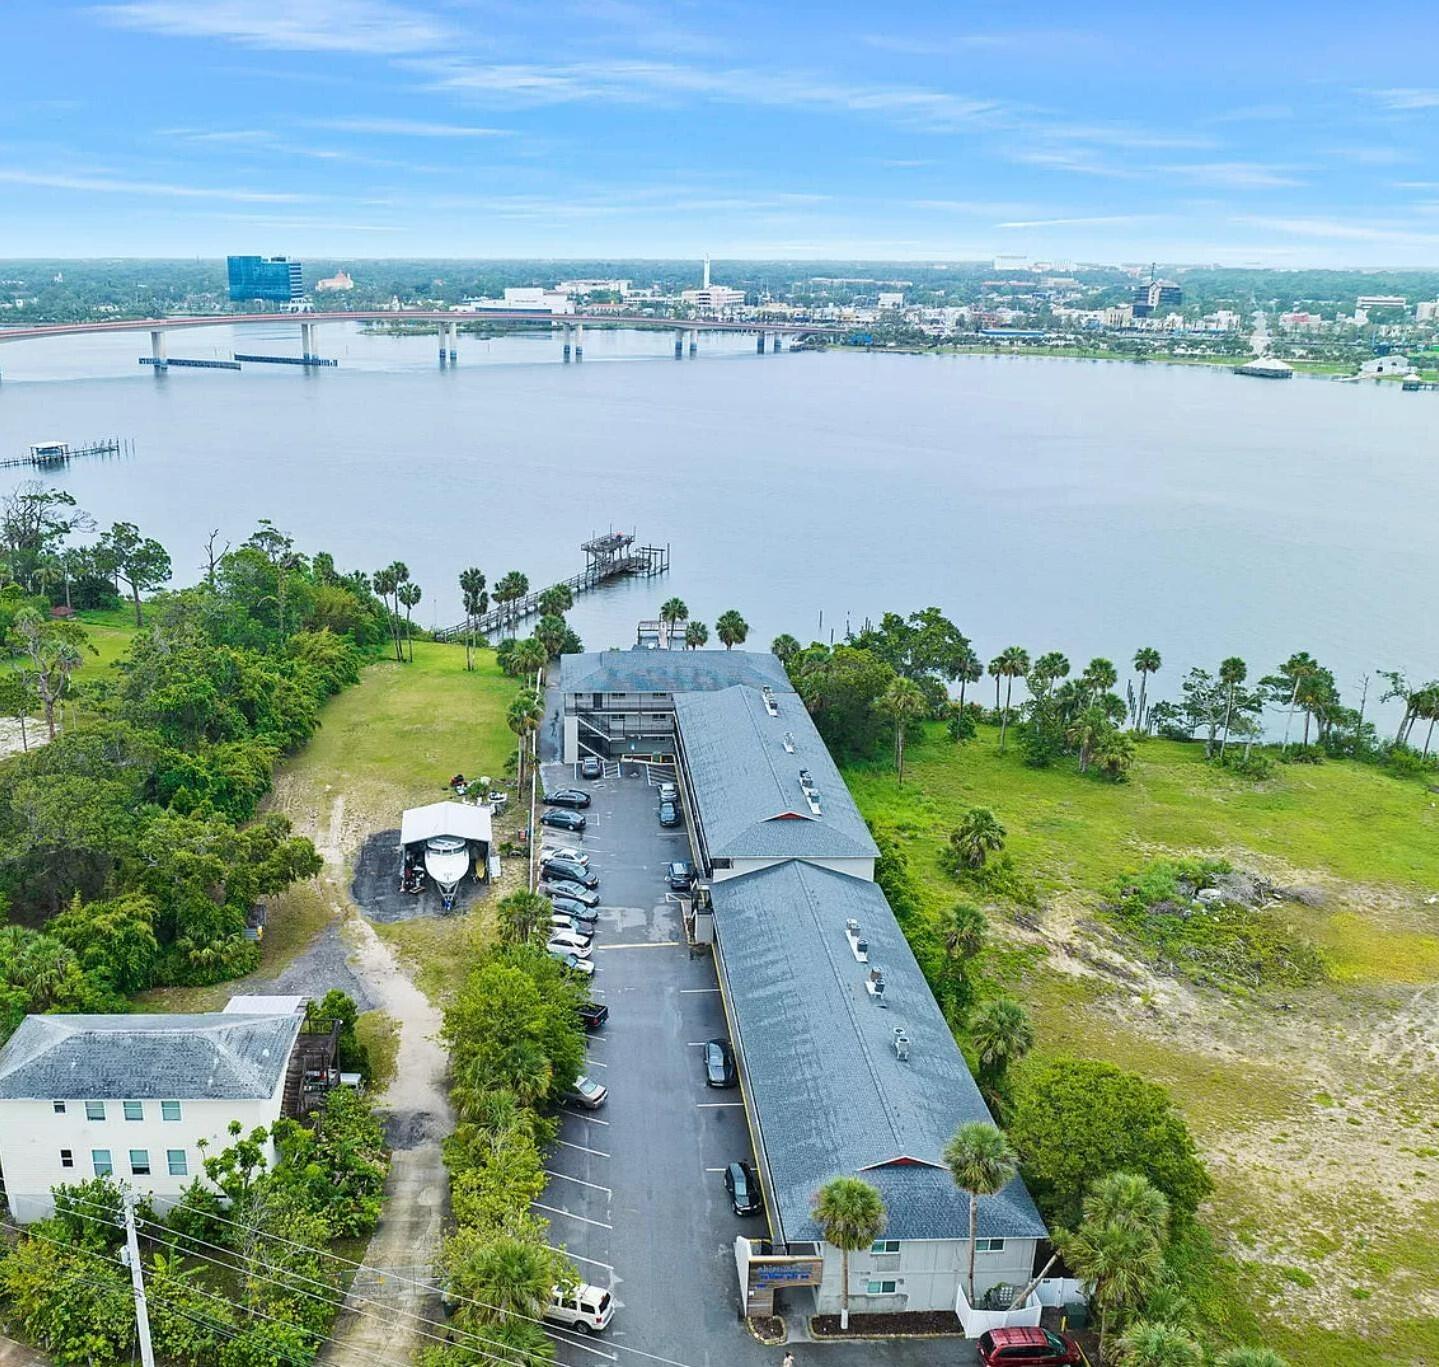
1213 1349 1289 1367
493 570 530 635
1029 651 1070 700
459 567 487 671
684 620 709 650
810 1177 886 1330
1082 656 1118 701
1218 656 1247 759
770 633 802 666
877 676 926 783
969 997 1034 1095
1116 1321 1203 1367
1132 647 1161 731
450 1232 558 1324
1063 1217 1164 1352
397 581 421 662
1274 651 1319 752
506 689 543 788
1093 724 1136 780
659 597 689 646
941 903 988 961
1066 704 1110 773
715 609 749 650
956 650 983 710
371 564 402 662
536 583 574 618
943 1121 1018 1306
534 613 569 660
996 646 1029 751
950 807 1005 868
508 636 549 682
987 654 1003 713
1082 1171 1170 1243
496 890 550 945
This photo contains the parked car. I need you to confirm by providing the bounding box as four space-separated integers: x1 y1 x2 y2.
666 860 696 891
547 931 592 958
724 1160 762 1216
565 1074 608 1109
542 879 600 908
578 1001 609 1031
580 755 603 779
545 1283 613 1335
541 857 598 888
540 808 586 833
704 1038 737 1088
658 800 680 828
549 913 594 941
544 788 592 809
551 897 599 925
548 947 594 976
977 1328 1084 1367
657 781 679 804
541 845 588 867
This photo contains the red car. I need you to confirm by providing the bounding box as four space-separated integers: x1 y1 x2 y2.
978 1326 1084 1366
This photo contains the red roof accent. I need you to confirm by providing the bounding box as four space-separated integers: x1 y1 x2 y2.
859 1155 944 1171
768 811 811 821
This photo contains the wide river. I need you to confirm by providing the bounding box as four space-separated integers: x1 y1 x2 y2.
1 322 1434 723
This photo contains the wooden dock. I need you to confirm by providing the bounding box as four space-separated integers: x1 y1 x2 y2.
434 532 670 641
0 437 131 470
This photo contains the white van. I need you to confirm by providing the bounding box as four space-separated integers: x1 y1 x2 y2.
545 1283 614 1334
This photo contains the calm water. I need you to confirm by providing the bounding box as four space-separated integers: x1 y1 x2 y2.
1 323 1434 721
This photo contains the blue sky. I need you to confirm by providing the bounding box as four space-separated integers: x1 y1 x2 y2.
4 0 1439 263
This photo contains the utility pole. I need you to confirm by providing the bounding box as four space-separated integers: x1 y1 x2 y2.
121 1192 157 1367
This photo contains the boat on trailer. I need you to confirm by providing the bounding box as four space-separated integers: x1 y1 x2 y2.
423 835 471 910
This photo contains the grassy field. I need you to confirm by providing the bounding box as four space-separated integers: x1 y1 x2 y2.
845 723 1439 1364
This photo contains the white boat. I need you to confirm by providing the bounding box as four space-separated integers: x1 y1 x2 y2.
424 835 471 908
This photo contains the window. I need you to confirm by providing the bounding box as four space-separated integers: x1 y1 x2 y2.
92 1149 113 1177
870 1240 900 1254
123 1100 144 1121
167 1149 188 1177
52 1100 66 1114
974 1238 1006 1253
161 1101 182 1122
129 1149 151 1176
60 1149 74 1169
85 1100 106 1121
865 1280 898 1295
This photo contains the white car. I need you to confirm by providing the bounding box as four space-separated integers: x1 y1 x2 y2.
547 931 593 958
549 913 594 941
545 1283 614 1334
548 947 595 976
541 845 589 867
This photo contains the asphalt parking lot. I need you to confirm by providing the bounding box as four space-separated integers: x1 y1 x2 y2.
536 759 977 1367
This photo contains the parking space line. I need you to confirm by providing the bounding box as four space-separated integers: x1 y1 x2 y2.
704 1167 727 1173
560 1110 610 1125
552 1338 619 1364
680 987 720 994
584 1057 607 1069
595 941 682 950
696 1102 746 1108
554 1139 609 1159
545 1170 612 1195
545 1245 614 1272
532 1202 612 1230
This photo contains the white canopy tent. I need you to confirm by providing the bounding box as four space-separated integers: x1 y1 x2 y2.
400 801 493 848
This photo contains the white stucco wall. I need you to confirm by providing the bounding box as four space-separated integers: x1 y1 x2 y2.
0 1092 283 1223
813 1237 1038 1315
711 855 875 883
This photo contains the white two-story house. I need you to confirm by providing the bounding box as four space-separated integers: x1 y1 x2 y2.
0 1006 308 1223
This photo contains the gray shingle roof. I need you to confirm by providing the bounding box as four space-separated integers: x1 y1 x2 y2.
674 685 879 863
711 862 1046 1244
0 1014 302 1101
558 648 792 697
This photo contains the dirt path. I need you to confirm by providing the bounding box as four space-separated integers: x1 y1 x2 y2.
319 914 454 1363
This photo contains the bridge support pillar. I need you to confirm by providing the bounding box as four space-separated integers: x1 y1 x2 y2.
448 322 458 363
150 330 168 369
563 324 572 362
773 334 783 352
689 331 697 356
300 322 314 362
574 322 584 361
756 333 766 353
674 328 684 359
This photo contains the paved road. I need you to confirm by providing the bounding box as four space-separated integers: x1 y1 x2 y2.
537 761 976 1367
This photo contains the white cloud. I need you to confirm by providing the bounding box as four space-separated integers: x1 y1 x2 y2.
307 117 512 138
0 168 317 202
1235 215 1439 247
1164 161 1302 189
1368 88 1439 110
997 214 1159 229
97 0 450 55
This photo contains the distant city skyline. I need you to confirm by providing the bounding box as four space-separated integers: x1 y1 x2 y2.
4 1 1439 264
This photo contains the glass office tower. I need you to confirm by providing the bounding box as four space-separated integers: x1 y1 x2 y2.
227 256 304 303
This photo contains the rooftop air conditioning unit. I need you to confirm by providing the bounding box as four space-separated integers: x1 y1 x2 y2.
892 1028 911 1062
762 687 780 717
782 731 796 753
865 968 886 1005
845 919 868 962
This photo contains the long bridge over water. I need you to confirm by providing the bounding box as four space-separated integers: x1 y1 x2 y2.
0 309 853 371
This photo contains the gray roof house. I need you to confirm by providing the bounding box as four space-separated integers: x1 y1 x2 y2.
558 648 792 699
673 684 878 878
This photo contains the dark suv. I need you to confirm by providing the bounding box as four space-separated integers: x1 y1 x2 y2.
541 857 598 888
666 860 696 891
704 1038 737 1088
724 1160 762 1216
580 756 603 780
977 1328 1084 1366
544 788 592 809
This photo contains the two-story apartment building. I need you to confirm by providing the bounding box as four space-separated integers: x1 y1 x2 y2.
0 1006 307 1222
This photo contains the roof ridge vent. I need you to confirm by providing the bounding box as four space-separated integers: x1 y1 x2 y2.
865 968 887 1006
761 686 780 717
845 919 868 962
782 730 796 753
798 768 821 814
